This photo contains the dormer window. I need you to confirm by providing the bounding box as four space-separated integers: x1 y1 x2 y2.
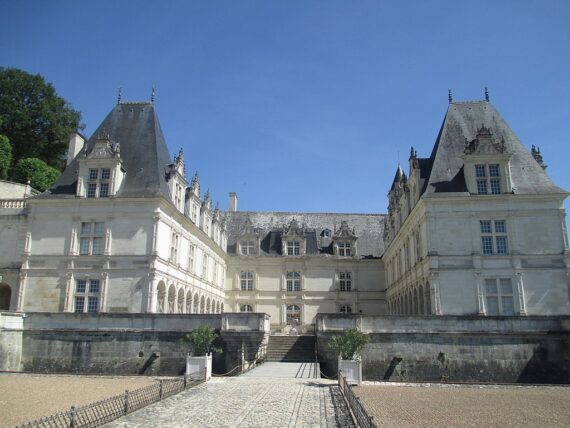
287 241 301 256
77 135 124 198
338 242 352 257
240 240 256 255
475 164 501 195
87 168 111 198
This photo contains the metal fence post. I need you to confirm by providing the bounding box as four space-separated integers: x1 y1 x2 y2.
124 390 129 415
70 406 77 428
159 380 163 400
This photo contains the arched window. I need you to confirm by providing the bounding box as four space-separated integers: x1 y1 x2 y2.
286 272 301 292
339 304 352 313
286 304 301 325
177 288 184 313
193 293 200 314
240 304 253 312
186 290 193 314
167 284 176 313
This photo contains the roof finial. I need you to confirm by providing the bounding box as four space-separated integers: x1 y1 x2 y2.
448 89 453 103
484 87 490 102
151 86 155 103
117 87 122 105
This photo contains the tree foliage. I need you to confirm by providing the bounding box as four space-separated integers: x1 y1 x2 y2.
12 157 60 192
180 326 222 356
328 328 369 360
0 135 11 180
0 68 82 175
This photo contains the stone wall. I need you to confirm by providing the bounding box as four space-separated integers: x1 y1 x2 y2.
0 312 24 371
316 314 570 384
9 312 269 375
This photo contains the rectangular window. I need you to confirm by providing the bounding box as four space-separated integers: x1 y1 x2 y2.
475 165 486 177
89 169 99 180
101 168 111 180
286 272 301 292
99 182 109 197
202 254 208 279
74 279 100 313
87 183 97 198
490 179 501 194
340 304 352 313
339 272 352 292
475 164 502 195
476 180 488 195
338 242 352 256
240 271 254 291
480 220 508 255
79 222 105 256
240 240 255 255
485 278 515 315
488 164 500 177
287 241 300 256
188 245 195 272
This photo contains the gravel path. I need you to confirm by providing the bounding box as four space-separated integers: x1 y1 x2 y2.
0 373 156 427
354 382 570 428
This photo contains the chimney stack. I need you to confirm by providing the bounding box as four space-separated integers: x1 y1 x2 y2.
66 132 85 165
229 192 238 212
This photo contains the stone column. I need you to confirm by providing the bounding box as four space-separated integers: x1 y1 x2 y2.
16 272 27 312
69 227 77 256
23 232 31 256
63 272 74 312
146 272 157 313
104 225 112 256
516 272 527 315
560 211 569 252
151 214 160 256
100 272 109 312
475 272 486 315
429 272 442 315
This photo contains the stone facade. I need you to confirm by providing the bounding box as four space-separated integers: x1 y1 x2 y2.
0 96 568 324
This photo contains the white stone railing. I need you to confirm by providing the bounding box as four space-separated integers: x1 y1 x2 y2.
0 199 27 209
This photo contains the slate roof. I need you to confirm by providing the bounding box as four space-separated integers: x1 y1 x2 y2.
421 100 567 196
225 211 386 258
36 102 172 199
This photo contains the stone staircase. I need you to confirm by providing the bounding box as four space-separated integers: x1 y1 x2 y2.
266 334 316 362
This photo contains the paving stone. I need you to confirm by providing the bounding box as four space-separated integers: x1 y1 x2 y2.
105 377 355 428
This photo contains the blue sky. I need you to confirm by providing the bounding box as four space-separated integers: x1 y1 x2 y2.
1 0 570 216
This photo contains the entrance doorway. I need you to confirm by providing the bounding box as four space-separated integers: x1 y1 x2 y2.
0 283 11 310
286 304 301 326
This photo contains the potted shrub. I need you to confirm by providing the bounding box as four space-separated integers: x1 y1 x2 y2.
181 326 222 380
329 328 369 384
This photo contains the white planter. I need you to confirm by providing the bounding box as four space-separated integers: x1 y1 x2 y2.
186 354 212 380
339 358 362 384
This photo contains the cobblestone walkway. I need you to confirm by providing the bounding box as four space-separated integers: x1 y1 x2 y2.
106 377 355 428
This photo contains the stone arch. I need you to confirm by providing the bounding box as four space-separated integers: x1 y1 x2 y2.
167 284 176 313
206 297 211 314
215 301 219 314
221 302 224 313
0 283 11 311
177 288 184 313
156 281 167 313
200 295 205 314
193 292 200 313
186 290 193 313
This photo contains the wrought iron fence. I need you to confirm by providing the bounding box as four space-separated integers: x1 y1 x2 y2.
338 370 378 428
16 371 205 428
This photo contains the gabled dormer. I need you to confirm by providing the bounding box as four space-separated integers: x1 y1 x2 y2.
238 216 261 255
165 148 187 213
333 220 357 257
186 171 201 224
282 218 306 256
76 132 125 198
463 126 513 195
